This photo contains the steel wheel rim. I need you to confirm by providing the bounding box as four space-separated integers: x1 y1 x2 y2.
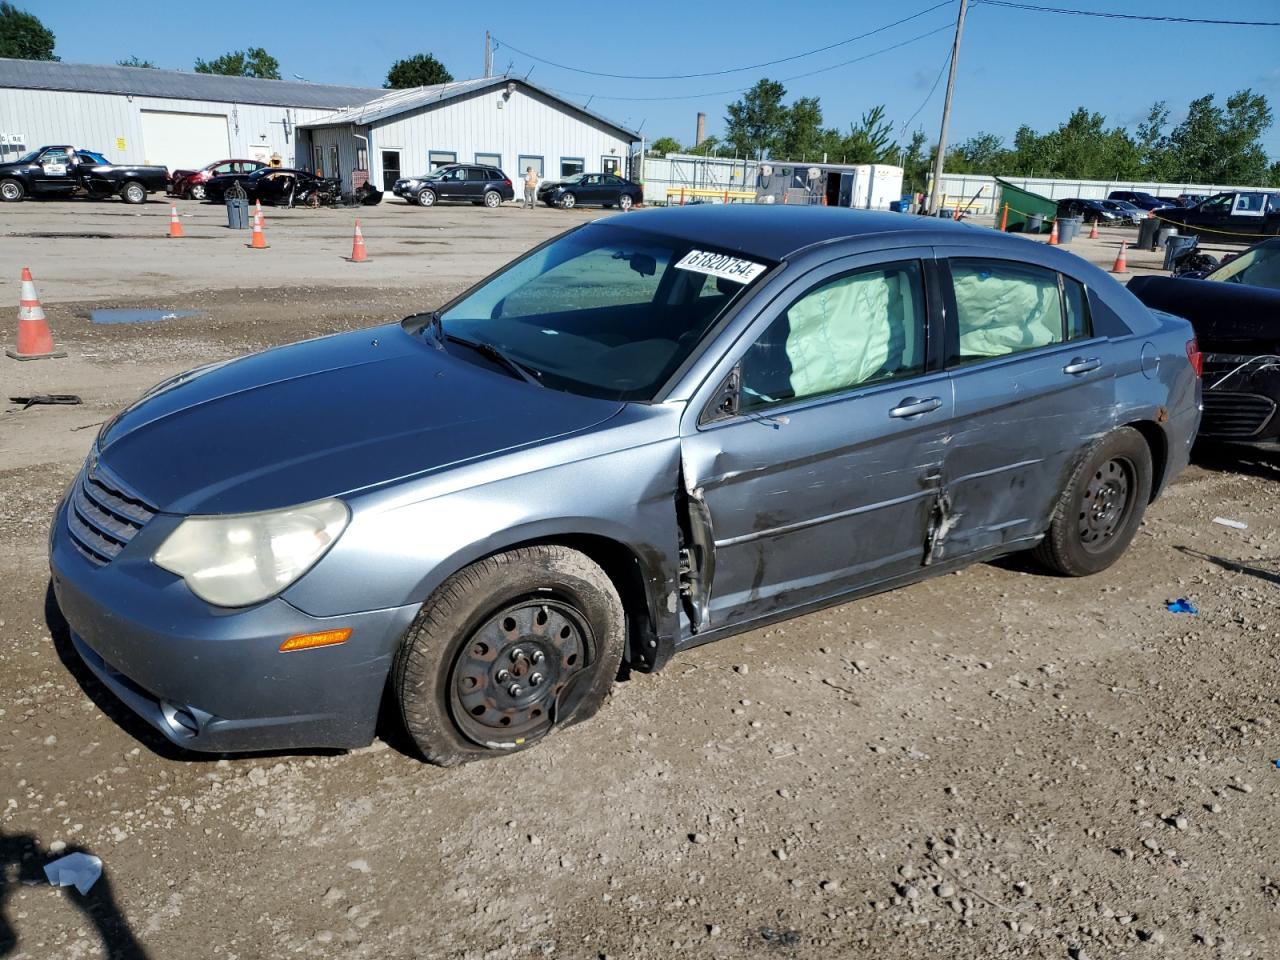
1 182 19 200
1077 456 1133 553
560 193 575 209
450 597 593 745
618 194 632 210
418 190 435 207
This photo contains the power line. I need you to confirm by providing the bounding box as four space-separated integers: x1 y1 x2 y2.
977 1 1280 27
901 50 952 135
537 23 956 103
493 0 954 81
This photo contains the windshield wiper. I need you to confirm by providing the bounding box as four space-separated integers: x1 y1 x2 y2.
446 333 544 387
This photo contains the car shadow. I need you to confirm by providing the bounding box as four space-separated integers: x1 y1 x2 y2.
0 833 150 959
1173 546 1280 587
1191 444 1280 481
44 581 343 765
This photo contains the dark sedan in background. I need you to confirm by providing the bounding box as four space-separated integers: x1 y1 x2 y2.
392 164 514 208
203 167 336 206
1056 197 1125 224
170 159 265 200
538 173 643 210
1130 237 1280 450
49 207 1198 765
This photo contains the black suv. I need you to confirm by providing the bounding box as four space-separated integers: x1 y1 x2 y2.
392 164 514 208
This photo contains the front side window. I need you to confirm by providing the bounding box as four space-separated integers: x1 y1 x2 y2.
740 261 926 412
435 223 774 401
949 259 1069 362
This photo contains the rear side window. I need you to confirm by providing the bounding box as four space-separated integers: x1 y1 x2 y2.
740 261 926 411
1063 276 1091 340
948 260 1065 363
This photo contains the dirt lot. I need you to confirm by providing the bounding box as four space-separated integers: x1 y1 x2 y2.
2 198 1277 960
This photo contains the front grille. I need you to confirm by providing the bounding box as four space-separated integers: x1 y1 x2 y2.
66 463 157 566
1201 391 1277 439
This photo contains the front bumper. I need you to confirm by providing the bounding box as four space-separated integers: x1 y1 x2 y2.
50 493 419 753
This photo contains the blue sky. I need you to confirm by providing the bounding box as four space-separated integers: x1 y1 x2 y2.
33 0 1280 157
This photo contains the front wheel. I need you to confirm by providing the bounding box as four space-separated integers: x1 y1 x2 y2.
618 193 634 211
558 191 576 210
120 181 146 204
483 190 502 208
189 184 206 200
0 178 25 202
1033 426 1152 576
416 188 437 208
392 545 625 766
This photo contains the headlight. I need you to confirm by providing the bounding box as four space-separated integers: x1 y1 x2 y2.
406 179 421 187
153 499 349 607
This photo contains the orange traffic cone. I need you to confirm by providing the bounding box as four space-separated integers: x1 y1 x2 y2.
1111 240 1128 274
999 203 1008 232
1088 218 1099 240
1048 219 1059 245
167 204 184 239
346 219 369 262
6 267 66 361
247 211 268 249
254 198 264 225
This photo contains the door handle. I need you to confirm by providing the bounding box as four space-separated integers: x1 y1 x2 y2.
889 396 942 419
1063 357 1101 375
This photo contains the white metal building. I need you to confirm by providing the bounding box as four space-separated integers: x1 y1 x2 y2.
0 58 382 172
298 78 639 193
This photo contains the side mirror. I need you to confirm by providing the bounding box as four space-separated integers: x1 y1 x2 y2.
700 365 740 425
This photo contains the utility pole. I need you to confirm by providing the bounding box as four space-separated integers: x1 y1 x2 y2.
927 0 968 215
484 32 493 78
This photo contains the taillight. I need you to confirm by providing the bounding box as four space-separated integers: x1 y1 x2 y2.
1186 338 1203 378
503 178 512 187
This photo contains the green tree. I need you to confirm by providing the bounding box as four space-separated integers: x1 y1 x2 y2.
724 79 788 160
385 53 453 89
946 132 1007 174
899 130 931 194
827 105 896 164
1133 101 1170 179
0 2 55 60
194 48 281 80
648 136 683 156
777 96 824 160
117 56 155 68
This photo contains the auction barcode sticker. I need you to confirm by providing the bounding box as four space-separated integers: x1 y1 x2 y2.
674 250 766 284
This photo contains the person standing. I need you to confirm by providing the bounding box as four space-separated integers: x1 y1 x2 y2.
523 166 539 209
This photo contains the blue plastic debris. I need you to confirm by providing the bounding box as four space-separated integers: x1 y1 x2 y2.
1166 598 1198 614
89 308 203 325
1273 759 1280 770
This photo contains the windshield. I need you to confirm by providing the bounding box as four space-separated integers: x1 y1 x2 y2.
1209 243 1280 290
433 222 775 401
15 150 40 163
558 174 585 184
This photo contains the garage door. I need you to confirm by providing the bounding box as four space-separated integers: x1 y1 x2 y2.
140 111 231 171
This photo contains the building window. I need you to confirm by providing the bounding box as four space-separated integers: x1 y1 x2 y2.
356 146 368 171
602 155 620 176
475 152 502 170
560 157 585 177
312 145 323 176
381 150 401 191
518 155 544 178
329 145 340 181
429 150 457 170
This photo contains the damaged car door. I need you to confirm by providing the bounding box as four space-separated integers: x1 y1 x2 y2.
679 252 951 631
933 255 1113 560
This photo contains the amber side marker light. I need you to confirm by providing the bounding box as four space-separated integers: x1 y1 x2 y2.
279 628 352 653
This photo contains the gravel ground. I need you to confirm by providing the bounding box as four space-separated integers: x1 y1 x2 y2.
1 201 1277 960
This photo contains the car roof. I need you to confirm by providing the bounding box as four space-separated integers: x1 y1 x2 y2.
607 205 1018 261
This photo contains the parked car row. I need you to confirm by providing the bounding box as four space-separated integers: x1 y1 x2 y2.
391 163 644 211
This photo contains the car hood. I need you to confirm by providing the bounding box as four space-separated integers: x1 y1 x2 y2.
96 324 626 515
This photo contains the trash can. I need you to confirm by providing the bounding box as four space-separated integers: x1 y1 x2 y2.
1057 216 1083 244
1156 225 1178 249
889 199 907 213
1138 216 1161 250
1026 212 1045 234
1163 233 1197 271
225 197 249 229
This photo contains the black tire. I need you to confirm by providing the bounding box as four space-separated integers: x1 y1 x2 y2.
483 190 502 208
618 193 634 211
392 545 625 766
1033 426 1152 576
558 191 576 210
0 178 25 202
189 183 206 201
416 188 436 208
120 181 147 204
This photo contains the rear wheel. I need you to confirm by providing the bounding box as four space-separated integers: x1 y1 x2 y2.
1033 426 1152 576
189 183 206 200
393 545 624 766
120 181 146 204
416 188 437 208
558 192 577 210
0 178 25 202
483 190 502 208
618 193 634 211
